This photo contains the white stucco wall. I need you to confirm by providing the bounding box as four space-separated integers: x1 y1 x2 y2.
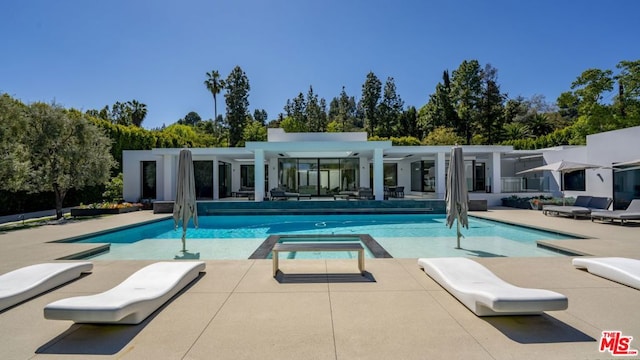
540 126 640 199
586 126 640 198
122 150 165 202
542 146 588 198
267 128 367 142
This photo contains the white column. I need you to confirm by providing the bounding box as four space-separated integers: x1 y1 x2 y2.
254 149 265 202
268 158 278 191
163 154 174 201
492 152 501 194
212 156 219 200
373 148 384 200
436 152 446 199
359 156 369 188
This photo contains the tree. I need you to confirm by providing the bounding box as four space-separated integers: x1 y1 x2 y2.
280 116 308 132
377 77 404 138
243 120 268 142
361 71 382 137
111 101 132 125
24 103 116 219
181 111 202 126
614 60 640 124
421 127 465 145
224 66 250 147
0 94 30 191
284 92 308 126
253 109 268 125
328 86 357 131
418 70 459 138
450 60 483 144
477 64 505 144
305 86 328 132
569 68 616 139
502 123 532 141
128 100 147 127
399 106 419 138
204 70 226 121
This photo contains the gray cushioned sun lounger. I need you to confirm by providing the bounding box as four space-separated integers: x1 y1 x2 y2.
0 262 93 311
543 196 611 219
591 199 640 225
44 261 205 324
573 257 640 290
418 257 568 316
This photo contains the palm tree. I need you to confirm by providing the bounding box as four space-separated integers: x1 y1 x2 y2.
128 100 147 127
204 70 225 121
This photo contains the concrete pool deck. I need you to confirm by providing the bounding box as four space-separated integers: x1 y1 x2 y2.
0 208 639 359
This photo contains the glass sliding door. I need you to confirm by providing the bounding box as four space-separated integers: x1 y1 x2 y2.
276 158 360 196
296 159 318 195
194 161 213 200
341 159 358 191
240 165 255 188
410 160 435 192
278 159 298 191
319 159 340 195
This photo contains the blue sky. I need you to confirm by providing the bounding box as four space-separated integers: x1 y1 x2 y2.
1 0 638 130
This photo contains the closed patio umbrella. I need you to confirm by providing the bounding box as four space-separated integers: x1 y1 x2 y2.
446 146 468 249
173 149 198 252
517 160 606 205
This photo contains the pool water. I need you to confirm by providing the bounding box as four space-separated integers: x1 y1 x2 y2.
75 214 576 260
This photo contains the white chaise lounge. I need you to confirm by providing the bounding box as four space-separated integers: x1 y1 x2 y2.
0 262 93 312
572 257 640 290
418 258 568 316
44 261 205 324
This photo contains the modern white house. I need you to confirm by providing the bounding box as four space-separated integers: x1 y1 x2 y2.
122 126 640 209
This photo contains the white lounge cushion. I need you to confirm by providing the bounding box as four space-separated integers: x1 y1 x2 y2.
44 261 205 324
0 262 93 311
572 257 640 290
418 258 568 316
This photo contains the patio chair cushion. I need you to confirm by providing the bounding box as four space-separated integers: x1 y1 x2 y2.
44 261 205 324
586 197 611 210
0 262 93 311
573 196 593 207
573 257 640 290
418 257 568 316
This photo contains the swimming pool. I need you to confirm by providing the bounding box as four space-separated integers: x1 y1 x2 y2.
71 214 577 260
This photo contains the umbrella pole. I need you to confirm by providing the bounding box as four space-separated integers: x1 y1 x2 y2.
455 215 461 249
181 231 187 252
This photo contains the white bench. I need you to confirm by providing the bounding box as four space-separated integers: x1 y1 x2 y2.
573 257 640 290
44 261 205 324
418 257 568 316
0 262 93 311
272 243 365 277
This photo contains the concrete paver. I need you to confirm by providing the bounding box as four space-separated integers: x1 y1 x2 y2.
1 208 639 359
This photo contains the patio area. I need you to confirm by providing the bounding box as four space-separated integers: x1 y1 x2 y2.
1 209 639 359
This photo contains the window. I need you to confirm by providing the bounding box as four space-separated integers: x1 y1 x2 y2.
563 170 585 191
384 163 397 186
193 161 213 200
141 161 156 199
